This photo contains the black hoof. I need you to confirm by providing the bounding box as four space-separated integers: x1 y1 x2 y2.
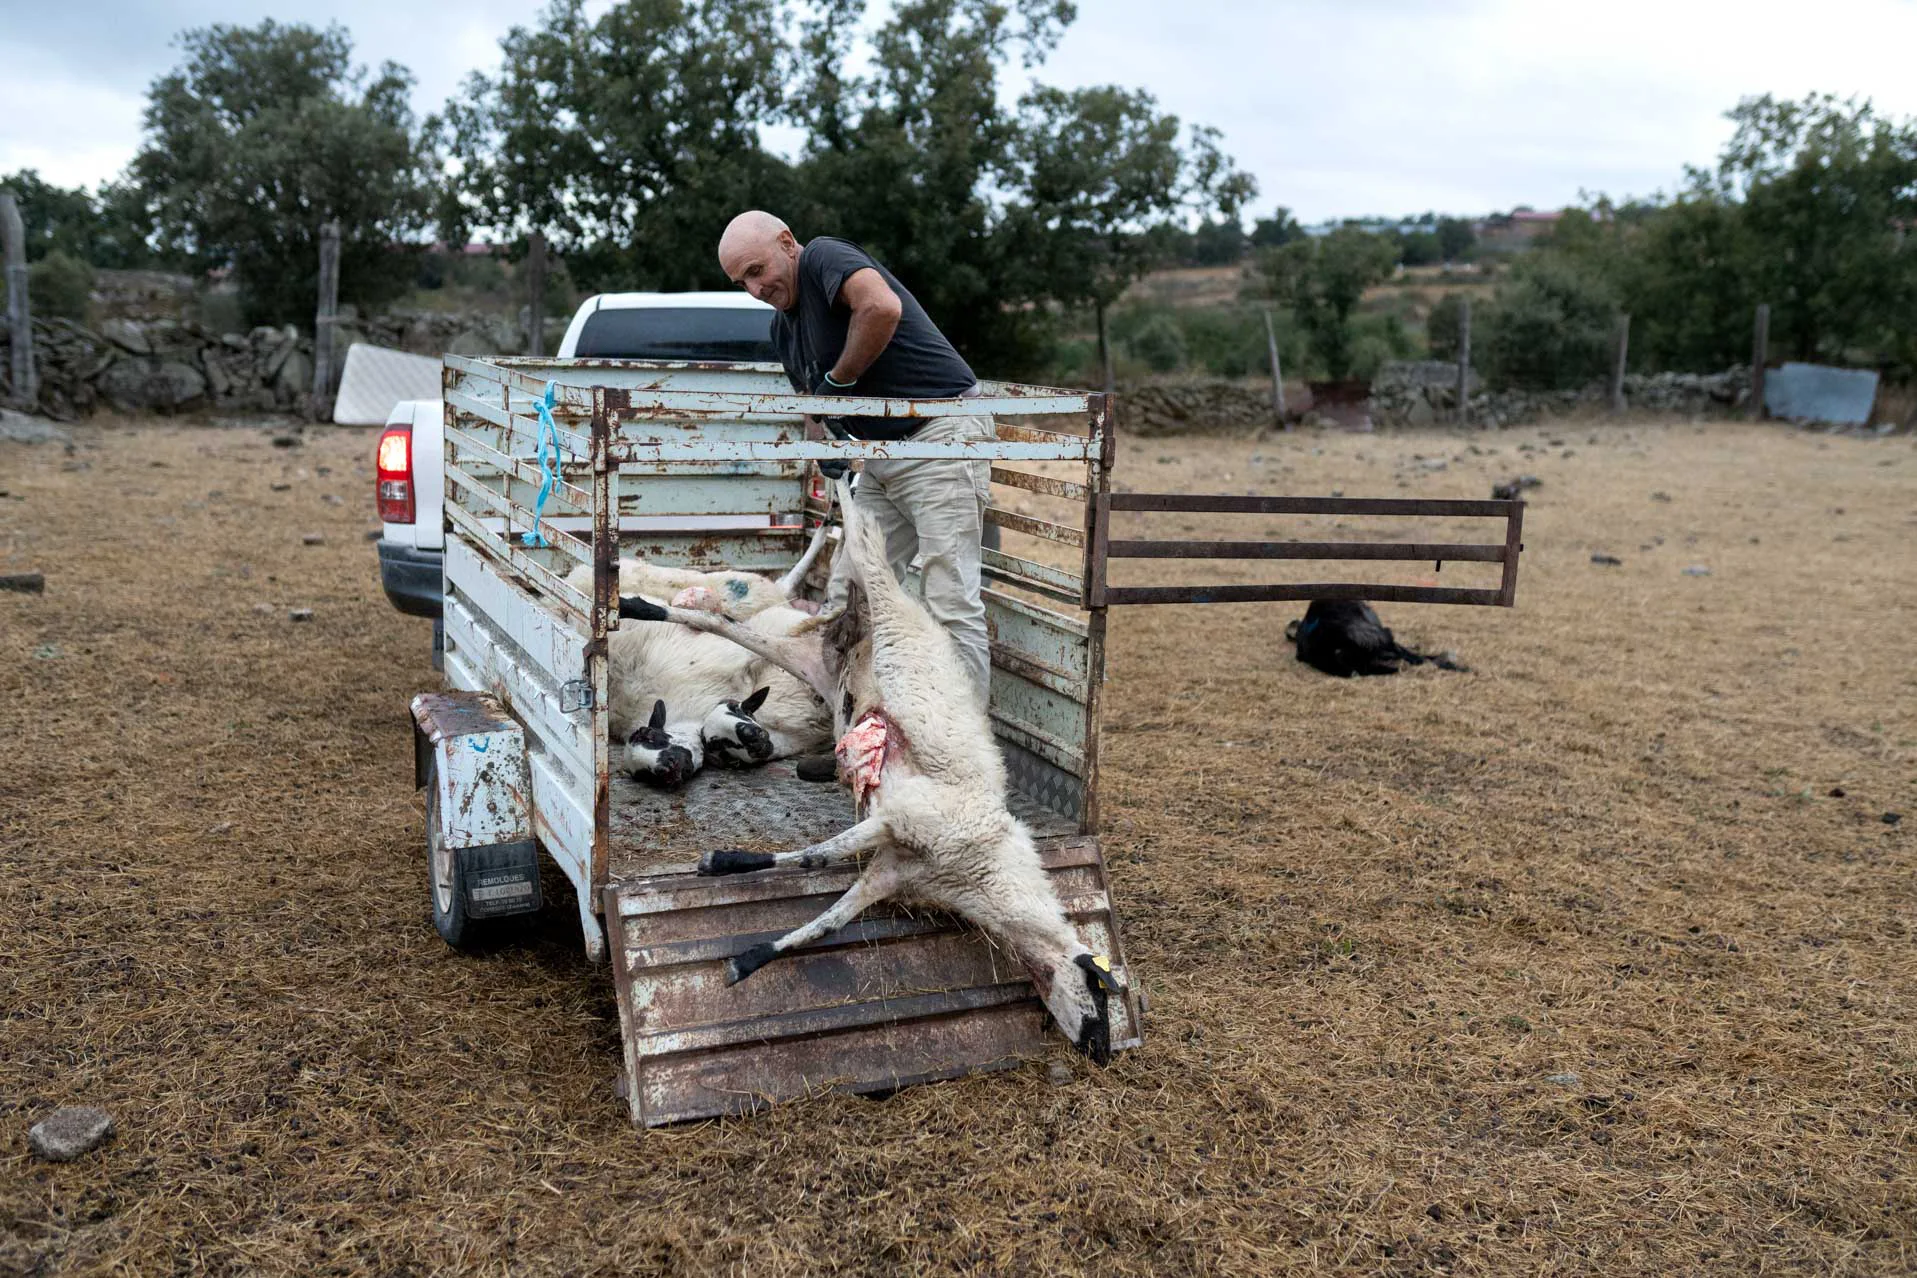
726 942 780 985
699 849 775 876
618 596 667 622
795 754 838 783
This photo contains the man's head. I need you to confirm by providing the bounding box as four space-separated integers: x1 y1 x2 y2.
718 210 801 311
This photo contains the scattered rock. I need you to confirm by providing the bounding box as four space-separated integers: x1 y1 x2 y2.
208 821 234 836
1492 475 1541 500
1046 1062 1073 1086
364 529 384 541
321 493 342 506
28 1106 115 1162
270 434 303 449
1 572 46 594
1590 554 1622 566
289 608 315 622
1682 565 1712 577
270 482 292 492
1545 1072 1580 1086
0 408 71 444
302 533 325 546
1651 491 1672 502
1885 812 1903 826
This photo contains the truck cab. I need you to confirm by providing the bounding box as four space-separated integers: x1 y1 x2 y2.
375 292 777 621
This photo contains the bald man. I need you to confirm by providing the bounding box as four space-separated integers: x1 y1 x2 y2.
718 211 994 700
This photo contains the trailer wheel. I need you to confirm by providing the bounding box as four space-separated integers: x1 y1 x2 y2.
425 758 483 948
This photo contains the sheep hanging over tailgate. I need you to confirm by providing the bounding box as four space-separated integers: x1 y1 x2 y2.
623 484 1122 1064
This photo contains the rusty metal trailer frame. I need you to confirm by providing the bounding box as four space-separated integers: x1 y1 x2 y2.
432 354 1524 1125
437 356 1140 1122
438 356 1119 951
1086 493 1525 608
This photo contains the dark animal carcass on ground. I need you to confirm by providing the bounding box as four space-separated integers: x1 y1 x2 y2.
1285 599 1467 678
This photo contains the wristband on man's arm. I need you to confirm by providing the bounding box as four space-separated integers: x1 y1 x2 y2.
822 371 857 389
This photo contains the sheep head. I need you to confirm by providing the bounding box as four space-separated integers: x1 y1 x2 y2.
624 698 701 789
700 687 774 768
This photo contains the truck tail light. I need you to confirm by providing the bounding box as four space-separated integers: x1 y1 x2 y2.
376 425 415 524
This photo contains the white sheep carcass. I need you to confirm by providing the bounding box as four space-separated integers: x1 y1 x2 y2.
626 485 1120 1063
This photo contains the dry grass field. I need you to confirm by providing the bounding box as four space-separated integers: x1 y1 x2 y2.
3 414 1914 1276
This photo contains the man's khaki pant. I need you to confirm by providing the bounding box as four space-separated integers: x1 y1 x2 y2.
828 412 994 700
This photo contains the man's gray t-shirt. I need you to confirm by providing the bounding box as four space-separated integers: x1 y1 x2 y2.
771 237 976 440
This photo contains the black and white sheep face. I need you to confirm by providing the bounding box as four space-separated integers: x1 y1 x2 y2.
624 699 701 789
699 687 773 769
1026 951 1120 1068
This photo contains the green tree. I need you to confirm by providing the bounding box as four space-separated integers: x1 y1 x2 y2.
1002 82 1254 380
437 0 798 294
0 171 158 268
1250 206 1302 248
1189 218 1246 266
1435 216 1475 262
1711 93 1917 366
1425 292 1467 362
133 20 431 326
1396 229 1440 267
1254 227 1396 379
1477 254 1617 389
795 0 1078 373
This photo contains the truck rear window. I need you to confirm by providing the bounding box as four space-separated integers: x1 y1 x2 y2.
573 307 777 362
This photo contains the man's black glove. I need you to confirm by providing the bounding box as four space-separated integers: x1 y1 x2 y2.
816 459 850 480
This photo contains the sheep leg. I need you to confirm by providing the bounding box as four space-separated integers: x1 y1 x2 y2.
698 815 886 876
621 596 834 704
726 851 901 986
774 518 834 597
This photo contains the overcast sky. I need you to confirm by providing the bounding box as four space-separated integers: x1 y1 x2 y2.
7 0 1917 223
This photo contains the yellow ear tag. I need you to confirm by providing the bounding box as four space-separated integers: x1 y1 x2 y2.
1092 954 1112 973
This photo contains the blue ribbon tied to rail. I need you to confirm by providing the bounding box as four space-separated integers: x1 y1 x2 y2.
521 381 562 548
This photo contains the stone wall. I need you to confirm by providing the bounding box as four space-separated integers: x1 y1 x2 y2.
1 317 317 418
0 307 562 420
1112 379 1299 436
1370 363 1753 428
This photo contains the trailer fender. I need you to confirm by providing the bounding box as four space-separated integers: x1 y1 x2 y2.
410 690 541 920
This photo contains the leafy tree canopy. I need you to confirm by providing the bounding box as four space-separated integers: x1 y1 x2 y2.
134 20 432 326
1254 227 1396 380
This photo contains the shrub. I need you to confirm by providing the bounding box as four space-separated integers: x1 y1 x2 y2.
1426 293 1467 362
1477 256 1617 390
1124 311 1187 373
25 251 94 322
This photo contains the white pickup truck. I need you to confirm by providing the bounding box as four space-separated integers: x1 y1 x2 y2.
374 291 779 639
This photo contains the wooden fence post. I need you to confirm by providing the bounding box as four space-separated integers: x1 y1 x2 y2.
526 231 547 357
1262 308 1288 427
311 220 341 422
1610 312 1630 414
1456 297 1472 425
1096 300 1115 398
1750 303 1770 420
0 190 33 410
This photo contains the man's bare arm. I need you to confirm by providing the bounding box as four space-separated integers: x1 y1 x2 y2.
828 267 902 385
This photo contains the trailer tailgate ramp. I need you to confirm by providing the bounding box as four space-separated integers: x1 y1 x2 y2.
604 833 1140 1126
